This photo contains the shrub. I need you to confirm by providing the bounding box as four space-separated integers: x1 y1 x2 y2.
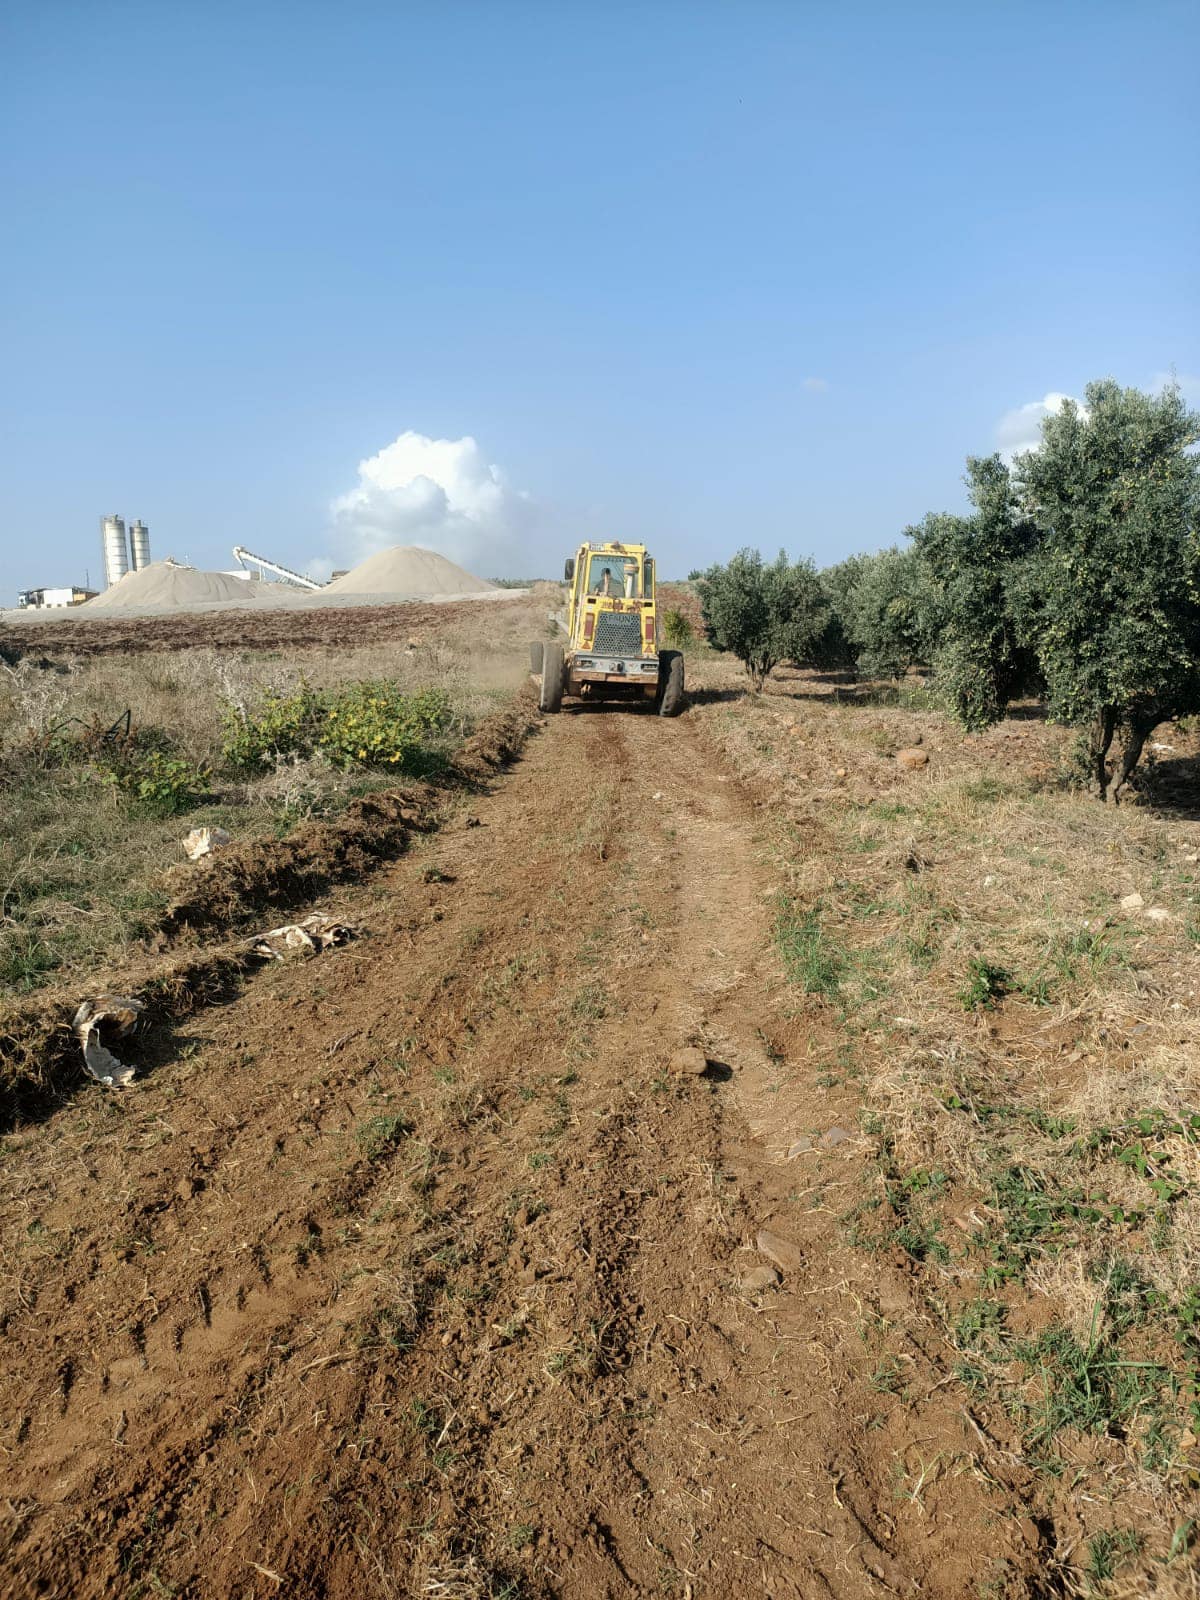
222 680 453 775
662 609 695 650
222 685 326 773
102 746 211 816
320 683 451 771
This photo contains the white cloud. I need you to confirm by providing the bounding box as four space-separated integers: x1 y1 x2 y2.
324 431 535 574
802 376 829 393
994 391 1080 461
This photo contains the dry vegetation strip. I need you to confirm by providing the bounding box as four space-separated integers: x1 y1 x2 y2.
0 694 540 1129
688 656 1200 1590
0 595 556 995
0 595 558 1123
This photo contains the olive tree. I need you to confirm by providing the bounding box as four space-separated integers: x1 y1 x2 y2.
1011 380 1200 799
909 455 1041 731
814 554 867 671
837 545 940 680
696 548 830 690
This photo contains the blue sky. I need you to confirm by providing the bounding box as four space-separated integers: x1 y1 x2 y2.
1 1 1196 596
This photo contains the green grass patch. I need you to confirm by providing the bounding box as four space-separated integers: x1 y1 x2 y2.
775 899 846 997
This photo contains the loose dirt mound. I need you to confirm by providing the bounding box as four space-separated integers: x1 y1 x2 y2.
325 544 496 597
82 560 298 614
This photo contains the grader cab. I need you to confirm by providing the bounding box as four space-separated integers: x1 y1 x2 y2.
530 542 684 716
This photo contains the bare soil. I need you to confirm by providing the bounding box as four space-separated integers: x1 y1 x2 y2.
0 693 1056 1600
0 597 538 662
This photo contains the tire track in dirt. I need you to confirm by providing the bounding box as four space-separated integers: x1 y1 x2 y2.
0 700 1045 1599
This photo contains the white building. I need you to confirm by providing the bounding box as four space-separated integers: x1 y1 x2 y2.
17 586 97 609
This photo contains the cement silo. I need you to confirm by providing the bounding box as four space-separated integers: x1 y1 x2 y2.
101 515 129 589
130 520 151 571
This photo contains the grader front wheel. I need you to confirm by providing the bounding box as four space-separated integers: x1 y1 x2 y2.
658 650 684 716
539 642 565 712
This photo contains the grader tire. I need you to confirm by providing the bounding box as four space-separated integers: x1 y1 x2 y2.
530 641 544 674
658 650 684 717
540 642 565 712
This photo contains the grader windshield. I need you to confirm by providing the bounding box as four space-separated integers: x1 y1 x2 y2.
587 553 644 599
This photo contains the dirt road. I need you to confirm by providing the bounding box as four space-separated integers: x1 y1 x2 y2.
0 700 1046 1599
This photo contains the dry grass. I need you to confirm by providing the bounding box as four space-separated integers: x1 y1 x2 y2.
687 653 1200 1582
0 597 548 995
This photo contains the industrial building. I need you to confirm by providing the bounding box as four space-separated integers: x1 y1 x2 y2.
101 514 152 587
17 585 97 610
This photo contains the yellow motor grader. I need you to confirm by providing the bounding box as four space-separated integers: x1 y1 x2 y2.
530 541 684 715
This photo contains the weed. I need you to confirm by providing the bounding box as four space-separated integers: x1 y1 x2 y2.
959 959 1011 1011
102 746 211 817
960 776 1016 804
355 1113 413 1162
978 1167 1125 1285
570 981 612 1020
954 1299 1006 1349
1085 1528 1142 1586
0 930 61 991
891 1220 949 1264
870 1357 903 1393
1014 1320 1169 1451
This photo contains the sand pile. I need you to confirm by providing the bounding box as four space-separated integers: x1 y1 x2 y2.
84 561 297 614
325 546 496 598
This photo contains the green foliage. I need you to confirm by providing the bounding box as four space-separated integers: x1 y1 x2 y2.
822 546 940 679
223 681 451 774
695 548 830 689
662 608 695 650
909 455 1041 730
101 744 211 817
321 683 450 770
959 958 1011 1010
222 685 325 772
1014 382 1200 732
818 379 1200 795
1010 381 1200 794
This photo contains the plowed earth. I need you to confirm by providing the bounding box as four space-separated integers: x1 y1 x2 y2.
1 701 1048 1599
0 598 524 662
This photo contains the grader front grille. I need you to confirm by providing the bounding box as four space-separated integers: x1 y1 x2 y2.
592 611 642 655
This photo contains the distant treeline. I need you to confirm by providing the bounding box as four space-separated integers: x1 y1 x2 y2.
694 379 1199 799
